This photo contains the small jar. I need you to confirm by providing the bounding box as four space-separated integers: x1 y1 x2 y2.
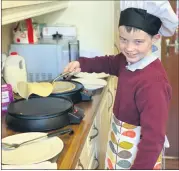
1 84 14 113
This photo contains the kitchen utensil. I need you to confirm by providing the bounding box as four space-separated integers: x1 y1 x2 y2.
2 132 64 165
16 72 79 100
2 128 73 150
30 80 92 104
51 71 77 84
6 96 85 132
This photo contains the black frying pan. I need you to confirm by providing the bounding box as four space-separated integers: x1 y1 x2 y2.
51 80 83 95
30 80 92 104
6 96 84 132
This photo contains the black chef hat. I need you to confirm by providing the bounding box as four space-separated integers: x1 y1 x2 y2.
119 8 162 36
118 1 178 37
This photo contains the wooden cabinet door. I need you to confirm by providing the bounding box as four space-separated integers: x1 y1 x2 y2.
161 0 179 158
96 89 109 169
75 117 99 169
87 150 99 169
95 77 116 169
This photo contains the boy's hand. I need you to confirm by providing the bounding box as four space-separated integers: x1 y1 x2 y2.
64 61 81 73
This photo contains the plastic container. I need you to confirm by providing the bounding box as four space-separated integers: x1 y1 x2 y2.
3 52 27 93
13 18 38 44
1 84 14 113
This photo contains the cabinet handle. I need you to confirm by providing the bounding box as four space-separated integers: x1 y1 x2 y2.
94 157 99 169
89 125 99 141
77 159 84 169
108 89 114 124
165 38 179 56
108 89 113 111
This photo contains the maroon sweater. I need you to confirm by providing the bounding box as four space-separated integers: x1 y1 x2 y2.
78 53 172 169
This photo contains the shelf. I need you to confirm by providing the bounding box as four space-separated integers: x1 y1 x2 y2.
2 1 69 25
2 1 53 9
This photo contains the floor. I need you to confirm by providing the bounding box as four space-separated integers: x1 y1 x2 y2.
165 159 179 169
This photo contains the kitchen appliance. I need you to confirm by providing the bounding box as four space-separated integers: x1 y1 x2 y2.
9 38 79 82
6 96 84 132
30 80 92 104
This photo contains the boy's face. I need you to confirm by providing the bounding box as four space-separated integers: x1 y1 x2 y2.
119 26 155 64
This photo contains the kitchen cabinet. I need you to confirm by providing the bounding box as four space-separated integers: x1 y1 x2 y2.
75 76 116 169
95 91 109 169
87 151 99 169
75 116 99 169
2 1 52 9
95 76 115 169
2 1 69 25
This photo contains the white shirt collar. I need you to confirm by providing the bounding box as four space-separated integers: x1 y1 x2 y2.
126 54 158 72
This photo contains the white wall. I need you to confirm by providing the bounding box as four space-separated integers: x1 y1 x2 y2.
34 1 114 55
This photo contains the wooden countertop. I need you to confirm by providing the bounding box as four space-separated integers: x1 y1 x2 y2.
1 87 106 169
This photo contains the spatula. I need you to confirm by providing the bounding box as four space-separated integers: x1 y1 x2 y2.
51 71 78 84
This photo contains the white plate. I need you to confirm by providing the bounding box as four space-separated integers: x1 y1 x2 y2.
75 72 109 79
72 78 107 90
2 132 64 165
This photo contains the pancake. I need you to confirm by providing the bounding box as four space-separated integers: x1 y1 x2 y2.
52 81 76 93
17 81 75 99
17 82 53 99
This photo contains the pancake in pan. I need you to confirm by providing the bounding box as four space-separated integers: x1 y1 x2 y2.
52 81 76 93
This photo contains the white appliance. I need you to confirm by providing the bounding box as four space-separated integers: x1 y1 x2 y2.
9 40 79 82
9 26 79 82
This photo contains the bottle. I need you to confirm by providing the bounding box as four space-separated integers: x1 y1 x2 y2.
1 84 14 113
3 52 27 93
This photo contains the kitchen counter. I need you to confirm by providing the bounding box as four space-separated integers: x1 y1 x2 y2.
1 86 106 169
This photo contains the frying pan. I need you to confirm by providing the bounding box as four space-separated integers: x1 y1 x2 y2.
52 80 83 95
31 80 92 104
6 96 84 132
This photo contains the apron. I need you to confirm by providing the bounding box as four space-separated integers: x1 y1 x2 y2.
105 114 167 170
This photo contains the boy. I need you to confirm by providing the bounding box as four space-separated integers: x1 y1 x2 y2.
64 1 178 169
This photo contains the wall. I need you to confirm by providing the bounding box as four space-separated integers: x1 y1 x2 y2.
2 24 13 54
34 1 114 55
114 1 120 55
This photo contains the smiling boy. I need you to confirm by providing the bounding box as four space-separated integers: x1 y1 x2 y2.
64 1 178 169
